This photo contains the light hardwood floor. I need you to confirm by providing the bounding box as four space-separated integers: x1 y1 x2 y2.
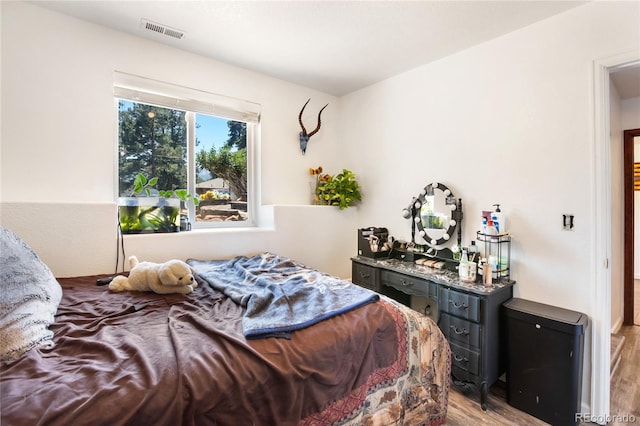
444 381 548 425
445 325 640 425
634 279 639 326
610 325 640 425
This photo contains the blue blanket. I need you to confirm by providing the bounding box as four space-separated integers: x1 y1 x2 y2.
188 253 379 339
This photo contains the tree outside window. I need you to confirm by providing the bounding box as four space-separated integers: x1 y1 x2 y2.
118 100 249 225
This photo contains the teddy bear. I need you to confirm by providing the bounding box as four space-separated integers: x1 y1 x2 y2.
108 256 197 295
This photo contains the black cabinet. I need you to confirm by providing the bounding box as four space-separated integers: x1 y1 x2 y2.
351 256 515 410
503 298 588 426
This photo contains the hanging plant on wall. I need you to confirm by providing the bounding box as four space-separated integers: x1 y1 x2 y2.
315 169 362 210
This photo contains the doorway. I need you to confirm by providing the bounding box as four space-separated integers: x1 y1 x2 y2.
624 128 640 326
593 54 640 420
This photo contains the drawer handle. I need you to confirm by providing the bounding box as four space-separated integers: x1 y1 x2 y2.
450 300 468 310
450 325 469 335
359 272 370 279
453 354 469 363
451 375 476 391
400 279 413 287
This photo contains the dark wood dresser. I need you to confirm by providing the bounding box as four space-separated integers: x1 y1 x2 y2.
352 256 515 410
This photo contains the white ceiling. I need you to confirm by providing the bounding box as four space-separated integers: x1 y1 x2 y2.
30 1 639 98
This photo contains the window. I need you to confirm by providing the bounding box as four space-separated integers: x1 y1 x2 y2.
114 72 260 229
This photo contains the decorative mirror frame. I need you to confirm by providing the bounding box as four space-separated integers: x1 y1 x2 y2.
411 182 462 247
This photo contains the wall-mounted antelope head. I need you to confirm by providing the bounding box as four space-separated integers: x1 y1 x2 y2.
298 99 328 155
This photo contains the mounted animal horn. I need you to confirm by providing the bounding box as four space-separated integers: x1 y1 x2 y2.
298 99 328 155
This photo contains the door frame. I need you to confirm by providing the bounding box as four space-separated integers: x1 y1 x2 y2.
624 129 640 325
592 51 640 422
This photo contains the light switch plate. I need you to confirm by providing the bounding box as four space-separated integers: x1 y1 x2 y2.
562 214 575 231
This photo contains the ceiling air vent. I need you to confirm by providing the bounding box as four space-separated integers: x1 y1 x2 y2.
140 19 186 40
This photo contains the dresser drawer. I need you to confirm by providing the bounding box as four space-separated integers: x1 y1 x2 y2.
380 270 435 297
449 341 480 375
352 263 378 291
439 312 481 349
439 287 480 322
451 365 480 389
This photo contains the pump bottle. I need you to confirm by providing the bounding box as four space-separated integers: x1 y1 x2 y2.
491 204 506 235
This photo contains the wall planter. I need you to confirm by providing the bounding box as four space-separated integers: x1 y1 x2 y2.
315 168 362 210
118 197 180 234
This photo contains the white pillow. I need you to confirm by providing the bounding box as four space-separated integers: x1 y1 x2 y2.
0 227 62 363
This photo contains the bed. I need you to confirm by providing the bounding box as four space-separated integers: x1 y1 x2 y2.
0 229 450 425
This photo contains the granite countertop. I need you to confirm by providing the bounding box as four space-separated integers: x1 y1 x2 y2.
352 256 516 295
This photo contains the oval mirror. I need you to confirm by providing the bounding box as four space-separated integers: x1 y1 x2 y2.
411 182 461 247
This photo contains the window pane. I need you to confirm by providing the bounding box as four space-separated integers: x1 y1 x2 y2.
118 100 187 196
195 113 248 223
117 98 251 229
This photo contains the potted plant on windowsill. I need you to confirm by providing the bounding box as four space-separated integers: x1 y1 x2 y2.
118 174 200 234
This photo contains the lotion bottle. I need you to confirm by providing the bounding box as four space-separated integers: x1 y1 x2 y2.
486 219 497 236
491 204 506 235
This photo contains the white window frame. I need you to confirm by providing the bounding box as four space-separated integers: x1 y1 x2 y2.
114 71 260 229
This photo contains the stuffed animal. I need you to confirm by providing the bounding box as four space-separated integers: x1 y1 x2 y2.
108 256 197 295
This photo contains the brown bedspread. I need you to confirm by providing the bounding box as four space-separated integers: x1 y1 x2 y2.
1 274 449 426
